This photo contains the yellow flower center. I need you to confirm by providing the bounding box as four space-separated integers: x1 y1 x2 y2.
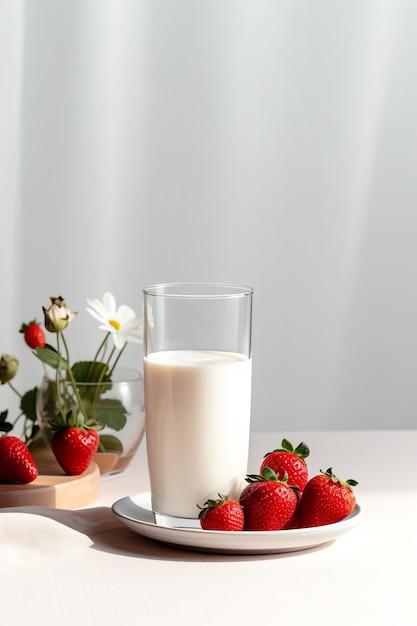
109 319 121 331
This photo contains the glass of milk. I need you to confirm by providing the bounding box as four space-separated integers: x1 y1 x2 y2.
142 282 253 522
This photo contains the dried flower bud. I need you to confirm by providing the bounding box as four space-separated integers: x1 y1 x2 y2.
42 296 77 333
0 354 19 384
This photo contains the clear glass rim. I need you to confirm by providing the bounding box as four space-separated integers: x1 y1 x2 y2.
142 282 253 299
42 367 142 385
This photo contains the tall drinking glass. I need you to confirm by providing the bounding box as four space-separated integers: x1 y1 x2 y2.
143 282 253 520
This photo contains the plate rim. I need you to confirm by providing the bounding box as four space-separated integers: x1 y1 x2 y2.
112 491 363 555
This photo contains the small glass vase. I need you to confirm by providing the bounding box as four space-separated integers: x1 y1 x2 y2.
36 366 145 474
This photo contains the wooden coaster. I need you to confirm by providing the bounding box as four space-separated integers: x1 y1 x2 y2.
0 447 100 509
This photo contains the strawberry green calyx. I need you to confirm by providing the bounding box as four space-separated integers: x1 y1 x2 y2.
48 410 102 434
19 319 39 333
245 467 299 493
320 467 358 491
198 493 230 520
246 466 285 483
264 438 310 460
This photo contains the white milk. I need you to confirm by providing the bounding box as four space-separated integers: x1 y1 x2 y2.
144 350 252 518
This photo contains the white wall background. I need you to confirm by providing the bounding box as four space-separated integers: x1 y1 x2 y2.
1 0 417 432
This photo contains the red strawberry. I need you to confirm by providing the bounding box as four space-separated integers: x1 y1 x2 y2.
19 320 46 349
298 467 358 528
239 467 298 531
51 427 99 475
0 435 38 483
260 438 310 495
198 494 244 531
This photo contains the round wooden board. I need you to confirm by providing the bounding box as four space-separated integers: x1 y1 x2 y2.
0 461 100 509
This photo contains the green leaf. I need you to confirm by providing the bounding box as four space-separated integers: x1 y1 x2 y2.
35 345 68 369
20 387 38 424
0 410 13 434
71 361 110 383
66 362 111 421
98 434 124 453
94 399 127 431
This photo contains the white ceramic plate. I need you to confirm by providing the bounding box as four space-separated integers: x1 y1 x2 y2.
112 492 363 555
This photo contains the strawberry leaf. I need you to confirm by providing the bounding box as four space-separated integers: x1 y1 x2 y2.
71 361 110 383
93 399 127 431
35 344 68 369
20 386 40 441
0 409 13 433
98 434 123 453
20 387 37 424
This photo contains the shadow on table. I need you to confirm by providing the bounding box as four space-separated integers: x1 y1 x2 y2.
3 505 334 563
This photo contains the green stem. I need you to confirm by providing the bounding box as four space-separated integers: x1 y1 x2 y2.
88 339 126 421
61 332 89 423
107 342 127 379
88 342 117 413
7 381 22 399
55 333 65 416
11 411 24 427
104 345 117 375
87 332 111 380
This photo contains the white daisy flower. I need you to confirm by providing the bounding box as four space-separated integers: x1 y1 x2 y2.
86 292 143 349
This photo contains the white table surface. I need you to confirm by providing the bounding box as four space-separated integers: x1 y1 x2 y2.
1 430 416 626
